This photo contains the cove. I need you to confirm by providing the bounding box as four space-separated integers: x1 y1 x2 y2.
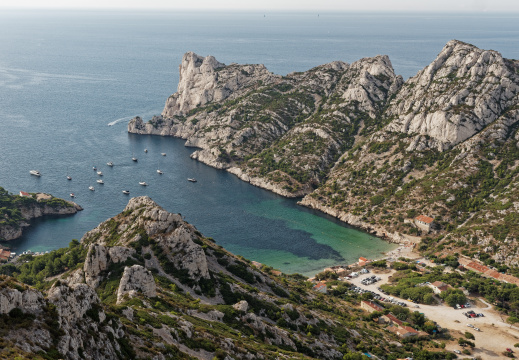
4 131 395 276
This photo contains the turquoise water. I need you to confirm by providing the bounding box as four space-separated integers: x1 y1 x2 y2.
1 10 518 275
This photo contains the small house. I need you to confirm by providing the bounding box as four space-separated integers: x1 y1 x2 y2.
361 300 384 314
429 281 449 294
414 215 434 232
19 191 31 197
313 282 327 294
0 249 11 262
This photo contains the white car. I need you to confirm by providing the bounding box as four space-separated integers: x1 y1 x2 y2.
474 327 480 331
454 350 461 354
467 324 474 328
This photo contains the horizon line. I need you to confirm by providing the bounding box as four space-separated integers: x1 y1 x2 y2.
1 7 518 13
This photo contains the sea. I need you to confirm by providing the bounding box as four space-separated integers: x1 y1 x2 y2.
1 10 518 276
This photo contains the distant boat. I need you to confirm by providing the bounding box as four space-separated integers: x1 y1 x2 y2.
132 156 138 162
107 162 114 167
144 149 148 153
93 166 97 171
97 171 103 176
89 186 95 191
187 178 197 182
97 179 104 184
122 190 130 194
157 169 163 174
70 193 75 198
161 153 166 156
30 170 41 176
139 181 148 186
67 175 72 180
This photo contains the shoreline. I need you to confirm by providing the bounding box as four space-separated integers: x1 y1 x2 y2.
128 125 424 267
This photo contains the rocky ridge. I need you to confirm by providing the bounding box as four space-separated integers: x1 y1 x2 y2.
0 196 420 359
129 40 519 263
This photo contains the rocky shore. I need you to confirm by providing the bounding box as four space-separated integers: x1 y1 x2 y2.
129 41 519 263
0 193 82 242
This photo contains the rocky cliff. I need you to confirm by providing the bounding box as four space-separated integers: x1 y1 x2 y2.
0 196 424 359
0 188 82 242
129 40 519 264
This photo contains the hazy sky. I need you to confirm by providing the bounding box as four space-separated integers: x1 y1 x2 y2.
2 0 518 12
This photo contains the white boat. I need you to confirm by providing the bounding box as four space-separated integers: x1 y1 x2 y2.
188 178 197 182
132 157 138 162
157 169 163 174
122 190 130 194
70 193 75 198
93 166 97 171
67 175 72 180
97 171 103 176
107 162 114 167
161 153 166 156
144 149 148 153
97 179 104 184
89 186 95 191
139 182 148 186
30 170 41 176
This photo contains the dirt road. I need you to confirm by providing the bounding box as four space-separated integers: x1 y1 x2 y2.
348 270 519 359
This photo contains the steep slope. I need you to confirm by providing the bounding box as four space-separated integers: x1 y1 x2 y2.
2 196 436 359
385 40 519 148
129 52 402 197
129 41 519 268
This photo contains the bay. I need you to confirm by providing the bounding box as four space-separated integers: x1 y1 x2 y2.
1 10 518 275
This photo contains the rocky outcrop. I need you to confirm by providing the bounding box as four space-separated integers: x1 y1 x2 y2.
162 52 280 117
385 40 519 148
116 265 157 304
129 51 402 198
0 286 45 315
0 193 82 241
84 244 135 288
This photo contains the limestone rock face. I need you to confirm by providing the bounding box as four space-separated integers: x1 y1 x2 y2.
232 300 248 312
116 264 157 304
81 196 210 284
48 283 101 323
84 244 135 288
385 40 519 148
0 287 45 315
162 51 279 117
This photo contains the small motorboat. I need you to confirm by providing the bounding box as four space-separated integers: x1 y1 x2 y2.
89 186 95 191
139 182 148 186
132 157 138 162
107 162 114 167
67 175 72 180
97 179 104 184
161 153 166 156
187 178 197 182
122 190 130 195
157 169 163 174
97 171 103 176
144 149 148 153
93 166 97 171
30 170 41 176
70 193 75 198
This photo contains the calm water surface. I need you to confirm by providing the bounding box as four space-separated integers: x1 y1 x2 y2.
1 10 518 275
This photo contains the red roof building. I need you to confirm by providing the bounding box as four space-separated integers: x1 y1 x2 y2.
415 215 434 232
19 191 31 197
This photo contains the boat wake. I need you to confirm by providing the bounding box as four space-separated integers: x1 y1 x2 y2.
107 110 161 126
107 116 133 126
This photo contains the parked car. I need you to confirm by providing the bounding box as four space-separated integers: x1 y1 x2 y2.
474 327 480 331
467 324 474 328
